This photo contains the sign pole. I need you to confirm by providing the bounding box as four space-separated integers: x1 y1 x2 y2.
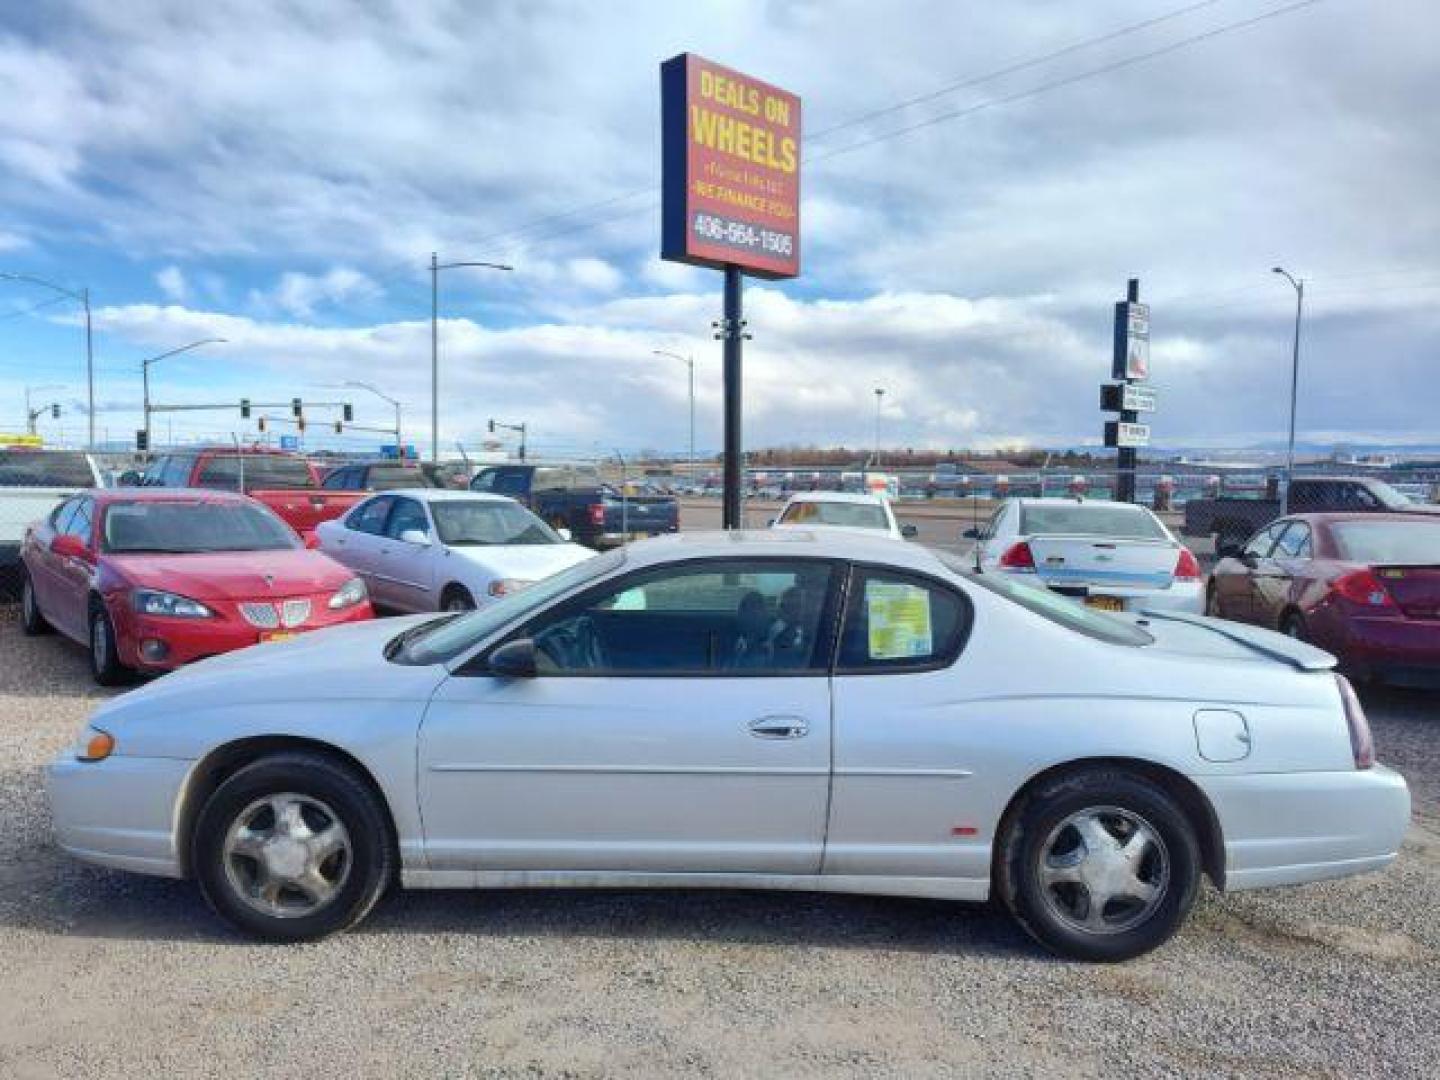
722 265 744 530
1117 278 1140 503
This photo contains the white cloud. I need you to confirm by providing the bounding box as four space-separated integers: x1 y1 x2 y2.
252 266 380 318
155 264 187 301
0 229 28 252
566 257 622 293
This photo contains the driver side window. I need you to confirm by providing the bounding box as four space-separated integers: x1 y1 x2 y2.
520 560 839 676
1244 522 1283 558
385 497 429 540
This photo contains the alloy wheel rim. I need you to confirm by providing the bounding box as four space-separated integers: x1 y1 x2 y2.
1037 805 1169 936
222 793 352 919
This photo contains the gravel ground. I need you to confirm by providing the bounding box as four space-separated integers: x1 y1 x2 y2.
1 609 1438 1079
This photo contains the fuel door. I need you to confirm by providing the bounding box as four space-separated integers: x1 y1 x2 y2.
1193 709 1251 763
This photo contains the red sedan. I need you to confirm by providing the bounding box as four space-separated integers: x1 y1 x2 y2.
20 488 373 685
1207 512 1440 686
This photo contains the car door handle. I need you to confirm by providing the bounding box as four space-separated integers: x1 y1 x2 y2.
748 715 809 739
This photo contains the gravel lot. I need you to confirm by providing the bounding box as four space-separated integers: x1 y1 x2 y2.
1 608 1438 1079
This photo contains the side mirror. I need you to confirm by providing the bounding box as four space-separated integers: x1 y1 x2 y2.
399 528 431 546
900 523 918 539
556 527 573 541
961 527 981 540
1239 550 1259 568
51 534 89 559
488 638 537 679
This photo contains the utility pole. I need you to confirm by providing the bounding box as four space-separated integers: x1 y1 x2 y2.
654 349 696 486
430 252 512 463
1 273 96 447
872 387 885 470
1273 267 1305 513
343 381 404 455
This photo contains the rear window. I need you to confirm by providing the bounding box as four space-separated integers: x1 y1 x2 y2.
1331 521 1440 565
1019 503 1168 540
196 454 315 490
779 500 889 529
941 553 1153 646
0 451 95 487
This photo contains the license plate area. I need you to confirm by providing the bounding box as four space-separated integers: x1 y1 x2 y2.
1084 595 1125 612
260 630 302 644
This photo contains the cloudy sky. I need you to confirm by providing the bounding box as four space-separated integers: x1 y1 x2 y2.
1 0 1436 457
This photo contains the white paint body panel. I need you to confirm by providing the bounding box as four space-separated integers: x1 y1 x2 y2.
49 531 1410 906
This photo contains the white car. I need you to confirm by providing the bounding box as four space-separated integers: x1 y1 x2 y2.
771 491 916 540
49 529 1407 960
967 497 1204 614
315 489 594 612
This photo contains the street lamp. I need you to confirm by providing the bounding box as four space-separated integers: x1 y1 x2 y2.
872 387 886 469
25 383 65 435
141 338 227 456
430 253 512 463
1 272 95 448
654 349 695 486
1272 267 1304 511
343 380 404 455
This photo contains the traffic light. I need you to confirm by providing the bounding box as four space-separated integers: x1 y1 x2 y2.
292 397 302 418
50 403 60 419
487 419 495 433
333 421 343 434
240 398 251 418
342 403 353 422
135 429 149 452
297 416 306 433
257 417 267 432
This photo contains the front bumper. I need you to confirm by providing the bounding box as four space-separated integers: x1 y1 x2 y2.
48 752 194 878
1197 764 1410 890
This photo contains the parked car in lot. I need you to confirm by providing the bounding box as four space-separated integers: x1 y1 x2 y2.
1183 476 1439 553
771 491 916 540
49 529 1407 960
316 489 594 612
968 498 1203 614
20 488 371 684
1207 513 1440 687
0 448 104 597
470 463 679 549
140 447 365 542
319 461 439 492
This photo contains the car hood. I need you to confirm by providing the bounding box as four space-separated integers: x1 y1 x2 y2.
443 541 596 579
105 549 354 599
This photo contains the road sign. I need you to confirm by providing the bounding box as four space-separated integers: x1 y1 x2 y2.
1101 382 1158 413
1104 421 1150 449
1112 300 1150 381
279 434 299 451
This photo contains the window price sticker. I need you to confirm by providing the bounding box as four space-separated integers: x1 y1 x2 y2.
866 581 933 660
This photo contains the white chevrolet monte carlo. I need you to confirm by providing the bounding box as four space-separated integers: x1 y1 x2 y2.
49 530 1409 961
315 488 594 612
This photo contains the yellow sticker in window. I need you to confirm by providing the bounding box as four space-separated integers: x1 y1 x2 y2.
866 580 933 660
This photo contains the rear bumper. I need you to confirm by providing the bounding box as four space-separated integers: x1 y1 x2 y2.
48 753 192 878
1032 577 1204 615
1326 615 1440 684
1196 764 1410 890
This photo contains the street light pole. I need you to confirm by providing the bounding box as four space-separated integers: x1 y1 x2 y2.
24 384 64 435
140 337 228 457
1 272 96 447
430 253 513 464
1272 267 1304 512
344 381 404 454
653 349 696 485
873 387 885 469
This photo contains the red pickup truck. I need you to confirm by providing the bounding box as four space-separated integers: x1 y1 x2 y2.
138 448 365 542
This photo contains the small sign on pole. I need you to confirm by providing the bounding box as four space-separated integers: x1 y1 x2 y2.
1104 421 1151 448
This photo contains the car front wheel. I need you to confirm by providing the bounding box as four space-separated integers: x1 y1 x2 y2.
192 753 394 941
89 604 131 686
998 769 1201 962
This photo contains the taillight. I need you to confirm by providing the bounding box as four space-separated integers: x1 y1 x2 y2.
1335 674 1375 769
587 503 606 526
998 541 1035 570
1174 547 1201 581
1333 569 1397 610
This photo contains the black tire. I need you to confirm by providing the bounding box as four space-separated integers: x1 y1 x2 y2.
1204 582 1222 618
192 752 394 942
441 584 476 612
88 603 131 686
1280 611 1307 641
20 569 51 636
997 769 1201 962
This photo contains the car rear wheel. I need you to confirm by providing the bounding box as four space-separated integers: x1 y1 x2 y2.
192 753 394 941
441 584 475 612
20 570 51 636
998 769 1201 962
88 604 131 686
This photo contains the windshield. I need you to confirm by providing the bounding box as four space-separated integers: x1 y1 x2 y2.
102 500 299 553
431 500 560 545
1332 520 1440 564
940 553 1153 646
395 548 623 665
778 500 889 529
0 450 94 487
1020 503 1168 540
196 454 315 490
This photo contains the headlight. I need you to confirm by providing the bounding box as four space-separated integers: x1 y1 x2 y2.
74 725 115 762
487 578 536 598
328 576 368 610
132 589 213 618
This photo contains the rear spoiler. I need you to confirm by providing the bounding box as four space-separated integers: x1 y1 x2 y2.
1137 609 1337 672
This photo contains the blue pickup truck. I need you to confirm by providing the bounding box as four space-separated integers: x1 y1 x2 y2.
470 463 680 549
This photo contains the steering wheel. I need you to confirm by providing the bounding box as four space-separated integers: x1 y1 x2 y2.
536 616 606 671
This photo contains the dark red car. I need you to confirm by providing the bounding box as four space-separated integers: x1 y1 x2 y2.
1207 512 1440 686
20 488 373 685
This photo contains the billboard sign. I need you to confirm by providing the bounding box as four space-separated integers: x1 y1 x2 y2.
1112 300 1150 381
1104 421 1151 449
661 53 801 279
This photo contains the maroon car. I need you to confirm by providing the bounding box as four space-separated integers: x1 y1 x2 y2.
1207 513 1440 686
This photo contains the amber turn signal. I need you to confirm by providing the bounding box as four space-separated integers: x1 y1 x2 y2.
79 731 115 762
